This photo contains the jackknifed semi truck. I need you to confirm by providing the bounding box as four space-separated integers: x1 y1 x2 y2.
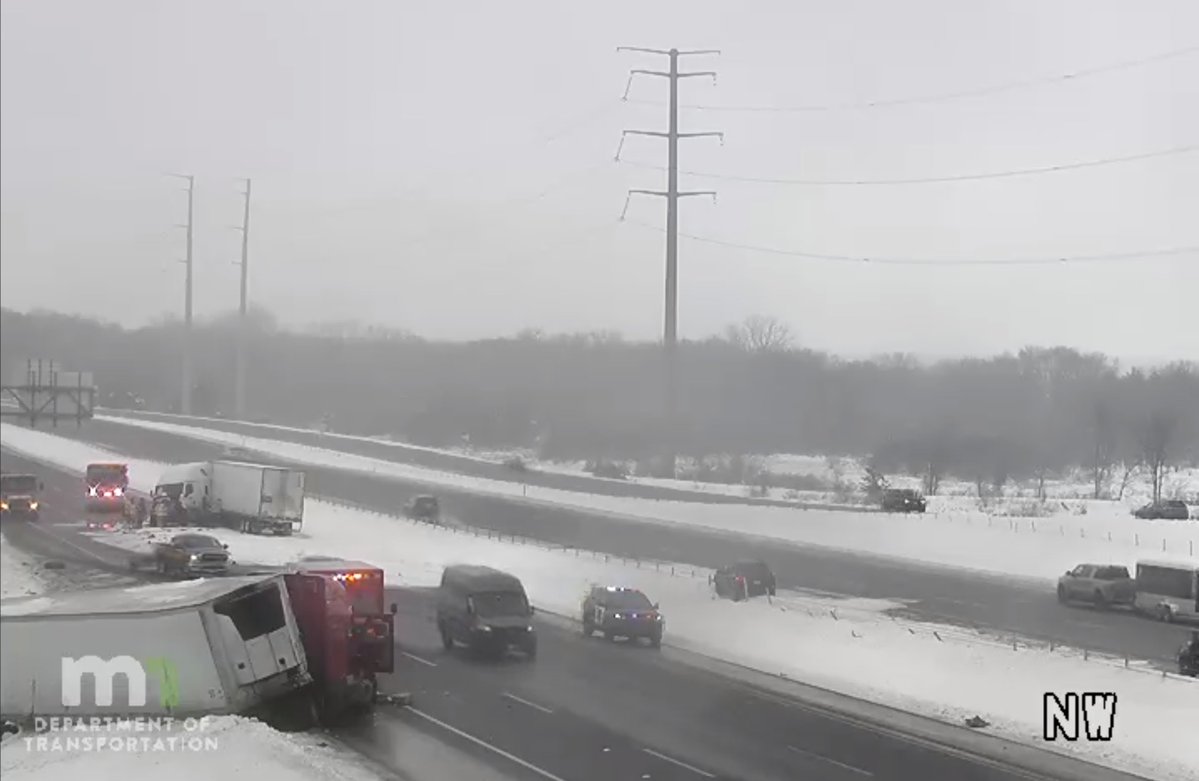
152 460 305 535
1 569 396 724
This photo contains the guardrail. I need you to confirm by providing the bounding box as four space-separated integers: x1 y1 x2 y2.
314 495 1196 685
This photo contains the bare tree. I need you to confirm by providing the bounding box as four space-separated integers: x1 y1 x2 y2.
1140 409 1178 504
725 315 794 353
1091 400 1116 499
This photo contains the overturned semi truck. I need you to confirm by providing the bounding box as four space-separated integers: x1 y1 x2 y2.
0 571 394 724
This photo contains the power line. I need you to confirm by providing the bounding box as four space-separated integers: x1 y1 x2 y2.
620 144 1197 186
622 219 1198 266
626 45 1199 114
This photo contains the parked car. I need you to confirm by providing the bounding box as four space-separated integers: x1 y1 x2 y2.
581 586 664 647
881 488 927 513
713 560 777 601
1056 563 1136 608
436 565 536 660
1132 500 1190 520
152 533 232 577
405 495 441 524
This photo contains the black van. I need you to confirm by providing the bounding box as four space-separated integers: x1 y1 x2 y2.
436 565 537 659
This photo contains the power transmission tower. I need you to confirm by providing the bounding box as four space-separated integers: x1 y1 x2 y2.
168 173 195 415
616 46 721 477
234 178 252 420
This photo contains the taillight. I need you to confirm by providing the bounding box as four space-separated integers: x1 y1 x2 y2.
114 487 124 497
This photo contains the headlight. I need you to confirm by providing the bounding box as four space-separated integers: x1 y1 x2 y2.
30 501 39 510
0 502 8 510
526 626 533 632
189 553 201 561
478 624 492 632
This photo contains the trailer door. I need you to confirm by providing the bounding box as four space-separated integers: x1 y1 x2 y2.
212 582 304 686
262 468 304 524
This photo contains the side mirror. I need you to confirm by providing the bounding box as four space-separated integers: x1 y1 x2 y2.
390 603 398 615
223 544 229 550
653 603 660 610
529 605 535 615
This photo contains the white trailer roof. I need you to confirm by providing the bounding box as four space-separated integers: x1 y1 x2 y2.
0 575 281 619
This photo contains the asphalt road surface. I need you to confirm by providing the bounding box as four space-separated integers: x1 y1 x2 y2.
364 585 1148 781
34 417 1194 668
99 410 831 509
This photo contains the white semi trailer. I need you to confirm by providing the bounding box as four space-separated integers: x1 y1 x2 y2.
153 460 305 535
0 575 311 719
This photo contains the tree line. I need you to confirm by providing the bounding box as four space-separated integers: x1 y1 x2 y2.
3 308 1196 499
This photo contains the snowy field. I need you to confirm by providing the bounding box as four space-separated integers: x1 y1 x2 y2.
0 714 386 781
1 425 1197 779
14 420 1197 582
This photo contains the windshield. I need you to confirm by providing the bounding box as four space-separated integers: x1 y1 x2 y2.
1 476 37 494
86 464 127 484
471 591 529 618
175 536 220 549
602 590 654 610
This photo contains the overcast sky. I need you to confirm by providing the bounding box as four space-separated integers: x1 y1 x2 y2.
2 0 1196 362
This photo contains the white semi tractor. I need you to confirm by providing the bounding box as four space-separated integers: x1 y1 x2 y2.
153 460 305 535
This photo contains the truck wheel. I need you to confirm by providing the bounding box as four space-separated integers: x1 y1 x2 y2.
603 630 615 642
650 632 662 649
439 623 453 651
1056 585 1067 603
1093 591 1107 610
582 618 594 637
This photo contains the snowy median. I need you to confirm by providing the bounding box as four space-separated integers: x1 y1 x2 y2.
2 425 1197 779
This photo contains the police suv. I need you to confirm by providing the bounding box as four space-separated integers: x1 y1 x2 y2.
581 586 664 648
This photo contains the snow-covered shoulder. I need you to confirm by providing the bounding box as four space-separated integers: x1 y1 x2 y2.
0 536 45 600
0 715 384 781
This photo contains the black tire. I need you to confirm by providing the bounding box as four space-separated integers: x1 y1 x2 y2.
582 619 594 637
439 622 453 650
525 639 538 660
768 585 777 597
603 630 615 642
1093 590 1107 610
649 632 662 649
1056 585 1067 603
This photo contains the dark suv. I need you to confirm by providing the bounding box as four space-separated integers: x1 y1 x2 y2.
1132 500 1190 520
582 586 664 647
881 488 927 513
713 560 777 601
405 495 441 523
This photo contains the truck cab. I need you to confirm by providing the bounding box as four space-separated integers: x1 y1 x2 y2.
1 473 43 520
85 462 129 513
284 559 395 722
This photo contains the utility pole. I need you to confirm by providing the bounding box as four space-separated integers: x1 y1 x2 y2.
616 47 721 477
234 178 252 420
168 173 195 415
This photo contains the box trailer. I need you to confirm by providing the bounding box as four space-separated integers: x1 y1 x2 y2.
152 460 305 535
0 575 311 719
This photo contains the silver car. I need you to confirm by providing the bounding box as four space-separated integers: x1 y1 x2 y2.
1057 563 1136 608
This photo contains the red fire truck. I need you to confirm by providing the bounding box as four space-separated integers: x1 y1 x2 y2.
84 462 129 513
284 557 396 720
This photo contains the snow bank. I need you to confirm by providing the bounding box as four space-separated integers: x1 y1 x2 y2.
0 537 44 600
82 501 1199 781
0 715 383 781
10 420 1195 582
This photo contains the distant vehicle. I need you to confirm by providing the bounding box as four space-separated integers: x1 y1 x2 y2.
1134 560 1199 623
1132 501 1190 520
222 445 257 461
712 560 777 601
85 462 129 512
436 565 536 660
582 586 663 647
1 474 42 520
84 517 121 532
152 460 305 535
405 495 441 524
1056 564 1136 608
881 488 927 513
152 533 232 577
